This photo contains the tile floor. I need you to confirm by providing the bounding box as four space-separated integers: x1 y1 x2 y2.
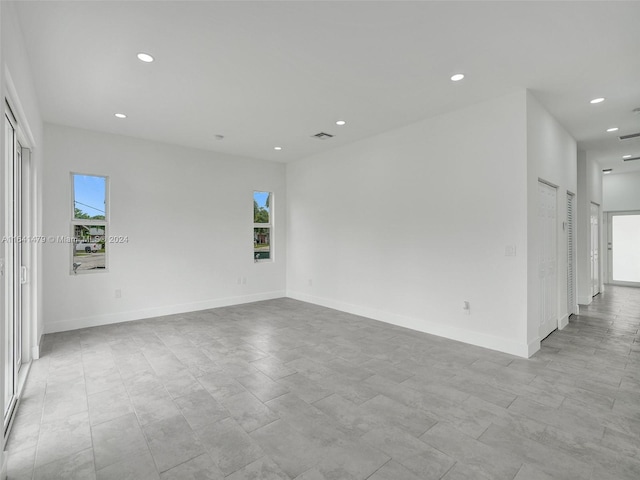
5 286 640 479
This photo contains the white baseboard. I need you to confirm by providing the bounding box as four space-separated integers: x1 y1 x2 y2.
287 290 531 358
578 295 592 306
558 313 569 330
527 338 541 357
44 290 286 334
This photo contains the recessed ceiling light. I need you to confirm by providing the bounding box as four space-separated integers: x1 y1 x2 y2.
590 97 605 104
602 169 612 174
336 120 346 126
450 73 465 82
274 146 282 151
114 113 127 119
137 52 154 63
606 127 619 132
623 154 632 159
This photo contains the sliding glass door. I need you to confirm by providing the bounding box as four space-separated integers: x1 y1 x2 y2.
4 104 24 430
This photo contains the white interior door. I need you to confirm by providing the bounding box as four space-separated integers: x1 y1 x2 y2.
566 193 576 316
608 212 640 286
538 181 557 339
590 203 600 296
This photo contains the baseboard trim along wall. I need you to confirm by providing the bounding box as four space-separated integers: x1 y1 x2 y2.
45 290 286 334
287 290 532 358
559 313 570 330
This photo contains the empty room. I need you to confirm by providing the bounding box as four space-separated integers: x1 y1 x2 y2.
1 1 639 479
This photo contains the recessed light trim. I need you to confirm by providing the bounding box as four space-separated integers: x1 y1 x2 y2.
274 146 282 151
336 120 346 126
137 52 154 63
606 127 619 132
623 154 632 159
450 73 465 82
602 169 612 174
590 97 605 104
114 113 127 119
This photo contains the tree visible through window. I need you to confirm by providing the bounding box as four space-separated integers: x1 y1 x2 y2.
254 191 271 261
72 174 107 273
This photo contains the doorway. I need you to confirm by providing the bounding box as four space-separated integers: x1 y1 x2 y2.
607 212 640 286
567 192 576 316
590 203 600 297
538 181 558 339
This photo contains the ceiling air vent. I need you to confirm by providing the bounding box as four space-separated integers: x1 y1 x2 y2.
618 132 640 141
623 156 640 161
312 132 334 140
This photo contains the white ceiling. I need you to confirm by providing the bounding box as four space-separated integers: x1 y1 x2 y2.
13 1 640 172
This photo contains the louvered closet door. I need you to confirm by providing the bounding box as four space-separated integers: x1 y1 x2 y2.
538 181 558 340
567 193 576 316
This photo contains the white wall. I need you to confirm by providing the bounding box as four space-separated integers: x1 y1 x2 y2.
42 124 286 333
603 171 640 212
525 92 577 352
287 91 530 357
576 150 603 305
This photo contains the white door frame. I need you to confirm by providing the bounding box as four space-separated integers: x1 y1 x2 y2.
590 203 600 297
566 192 577 316
606 210 640 287
538 180 558 340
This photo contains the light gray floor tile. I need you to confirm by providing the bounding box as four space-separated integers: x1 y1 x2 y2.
366 460 425 480
478 423 593 480
250 356 297 380
7 444 36 479
159 453 223 480
195 417 264 476
250 419 325 478
362 426 454 479
88 385 135 426
35 411 92 468
129 386 181 425
420 422 522 480
225 456 290 480
33 448 95 480
222 391 280 433
276 373 333 403
91 412 149 470
236 371 290 402
96 450 160 480
174 389 229 429
142 414 205 473
198 372 246 399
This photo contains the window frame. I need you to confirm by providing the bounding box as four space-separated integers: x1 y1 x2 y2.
70 172 109 274
253 190 273 263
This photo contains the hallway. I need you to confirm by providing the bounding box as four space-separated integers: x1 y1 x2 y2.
4 287 640 480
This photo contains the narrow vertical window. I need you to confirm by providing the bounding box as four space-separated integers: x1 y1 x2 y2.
253 191 272 262
71 173 108 273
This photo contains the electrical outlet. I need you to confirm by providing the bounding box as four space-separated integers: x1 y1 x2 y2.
308 279 313 287
115 289 122 298
505 245 516 256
